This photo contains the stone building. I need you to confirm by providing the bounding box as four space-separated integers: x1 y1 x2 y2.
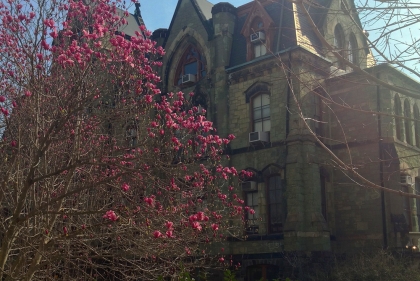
148 0 420 279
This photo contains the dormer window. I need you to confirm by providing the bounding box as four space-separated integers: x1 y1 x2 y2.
175 45 206 86
250 18 266 58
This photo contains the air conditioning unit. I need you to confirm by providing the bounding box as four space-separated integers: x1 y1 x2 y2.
241 181 257 191
401 175 413 185
182 74 196 84
250 31 265 43
249 131 269 143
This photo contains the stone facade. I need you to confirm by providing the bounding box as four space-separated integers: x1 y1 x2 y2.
148 0 420 279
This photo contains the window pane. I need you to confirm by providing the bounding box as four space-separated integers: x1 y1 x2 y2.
261 94 270 106
254 121 262 132
262 105 270 118
263 120 271 131
268 176 283 233
254 108 262 120
252 94 261 108
184 61 197 75
261 44 266 56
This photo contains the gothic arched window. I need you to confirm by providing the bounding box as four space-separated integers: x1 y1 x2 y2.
395 95 404 141
348 33 358 65
175 45 207 86
334 24 345 69
404 99 413 145
414 104 420 148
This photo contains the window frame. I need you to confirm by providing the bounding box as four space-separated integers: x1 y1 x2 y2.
251 93 271 133
244 190 259 235
348 33 358 65
414 104 420 148
404 99 413 145
334 24 346 69
174 45 207 86
266 174 285 234
250 17 267 59
395 95 404 141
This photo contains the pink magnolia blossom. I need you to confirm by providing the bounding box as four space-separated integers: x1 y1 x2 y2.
121 183 130 192
103 210 118 221
153 231 162 238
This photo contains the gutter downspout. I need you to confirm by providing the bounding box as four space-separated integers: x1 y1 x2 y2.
377 72 388 248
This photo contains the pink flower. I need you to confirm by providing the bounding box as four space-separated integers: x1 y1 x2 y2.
192 221 202 231
166 230 174 238
144 197 154 206
0 96 5 102
165 221 173 230
121 183 130 192
212 224 219 231
249 209 255 215
10 141 16 147
219 257 225 263
25 91 32 97
63 226 68 235
103 210 118 221
228 134 236 140
153 230 162 238
1 108 9 116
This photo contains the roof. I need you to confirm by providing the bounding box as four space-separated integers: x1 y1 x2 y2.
116 6 144 38
194 0 214 20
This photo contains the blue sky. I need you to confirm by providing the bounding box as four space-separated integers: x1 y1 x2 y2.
139 0 249 32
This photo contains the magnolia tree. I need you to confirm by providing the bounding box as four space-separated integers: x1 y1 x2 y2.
0 0 249 280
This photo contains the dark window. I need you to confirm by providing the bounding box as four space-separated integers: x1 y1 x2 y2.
404 99 413 145
267 175 284 233
348 33 358 65
245 191 259 234
246 265 279 281
252 93 270 132
414 104 420 148
334 24 345 69
395 95 404 141
402 184 412 231
175 45 206 86
320 174 327 221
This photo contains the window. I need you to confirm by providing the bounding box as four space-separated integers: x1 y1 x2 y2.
252 93 270 132
404 99 413 145
334 24 345 69
250 17 266 58
246 265 279 281
348 33 358 65
267 175 284 233
245 191 259 234
395 95 404 141
320 173 327 221
402 184 412 231
414 104 420 148
175 45 206 86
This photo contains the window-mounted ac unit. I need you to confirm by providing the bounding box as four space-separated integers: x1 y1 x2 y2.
250 31 265 43
241 181 257 191
401 175 413 185
182 74 196 84
249 131 269 143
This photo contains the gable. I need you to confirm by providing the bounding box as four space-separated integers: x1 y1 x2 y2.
164 0 213 48
229 0 297 67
